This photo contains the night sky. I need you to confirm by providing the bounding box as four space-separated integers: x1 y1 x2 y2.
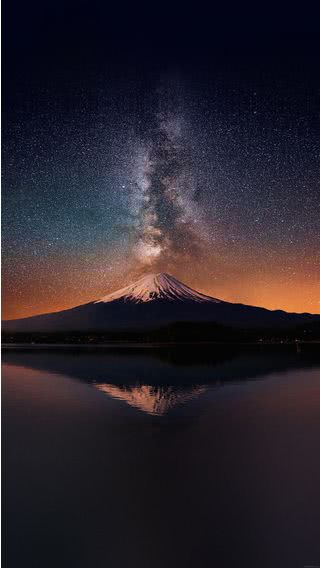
2 3 320 319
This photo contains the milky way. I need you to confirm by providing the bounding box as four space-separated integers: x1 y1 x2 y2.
131 103 209 273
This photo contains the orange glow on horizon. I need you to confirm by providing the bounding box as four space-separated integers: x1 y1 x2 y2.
2 262 320 320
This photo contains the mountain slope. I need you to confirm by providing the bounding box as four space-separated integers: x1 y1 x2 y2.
2 272 319 334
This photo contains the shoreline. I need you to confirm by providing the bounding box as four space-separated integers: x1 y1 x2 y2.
2 341 320 350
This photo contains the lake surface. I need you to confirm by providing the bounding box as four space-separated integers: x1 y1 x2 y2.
2 345 320 568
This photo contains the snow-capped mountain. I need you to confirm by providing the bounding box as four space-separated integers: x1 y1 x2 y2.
2 272 319 335
96 272 220 304
95 383 207 415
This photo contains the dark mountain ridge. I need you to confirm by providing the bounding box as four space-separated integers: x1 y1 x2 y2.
2 273 319 340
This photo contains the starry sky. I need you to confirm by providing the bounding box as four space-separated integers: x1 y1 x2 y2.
2 3 320 318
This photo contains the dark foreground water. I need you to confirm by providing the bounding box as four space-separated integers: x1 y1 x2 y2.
2 345 320 568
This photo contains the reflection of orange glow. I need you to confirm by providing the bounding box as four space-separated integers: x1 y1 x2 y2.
96 384 207 415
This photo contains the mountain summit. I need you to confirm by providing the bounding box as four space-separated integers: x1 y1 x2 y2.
96 273 220 304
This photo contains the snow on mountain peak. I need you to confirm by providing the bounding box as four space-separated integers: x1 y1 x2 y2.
96 272 220 304
94 383 208 415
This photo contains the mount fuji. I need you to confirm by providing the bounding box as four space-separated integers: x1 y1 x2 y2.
2 272 319 337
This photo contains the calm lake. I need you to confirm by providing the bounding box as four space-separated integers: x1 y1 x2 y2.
2 345 320 568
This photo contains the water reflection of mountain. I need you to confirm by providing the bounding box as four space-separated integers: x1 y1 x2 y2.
2 344 319 385
95 383 207 415
2 345 320 415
